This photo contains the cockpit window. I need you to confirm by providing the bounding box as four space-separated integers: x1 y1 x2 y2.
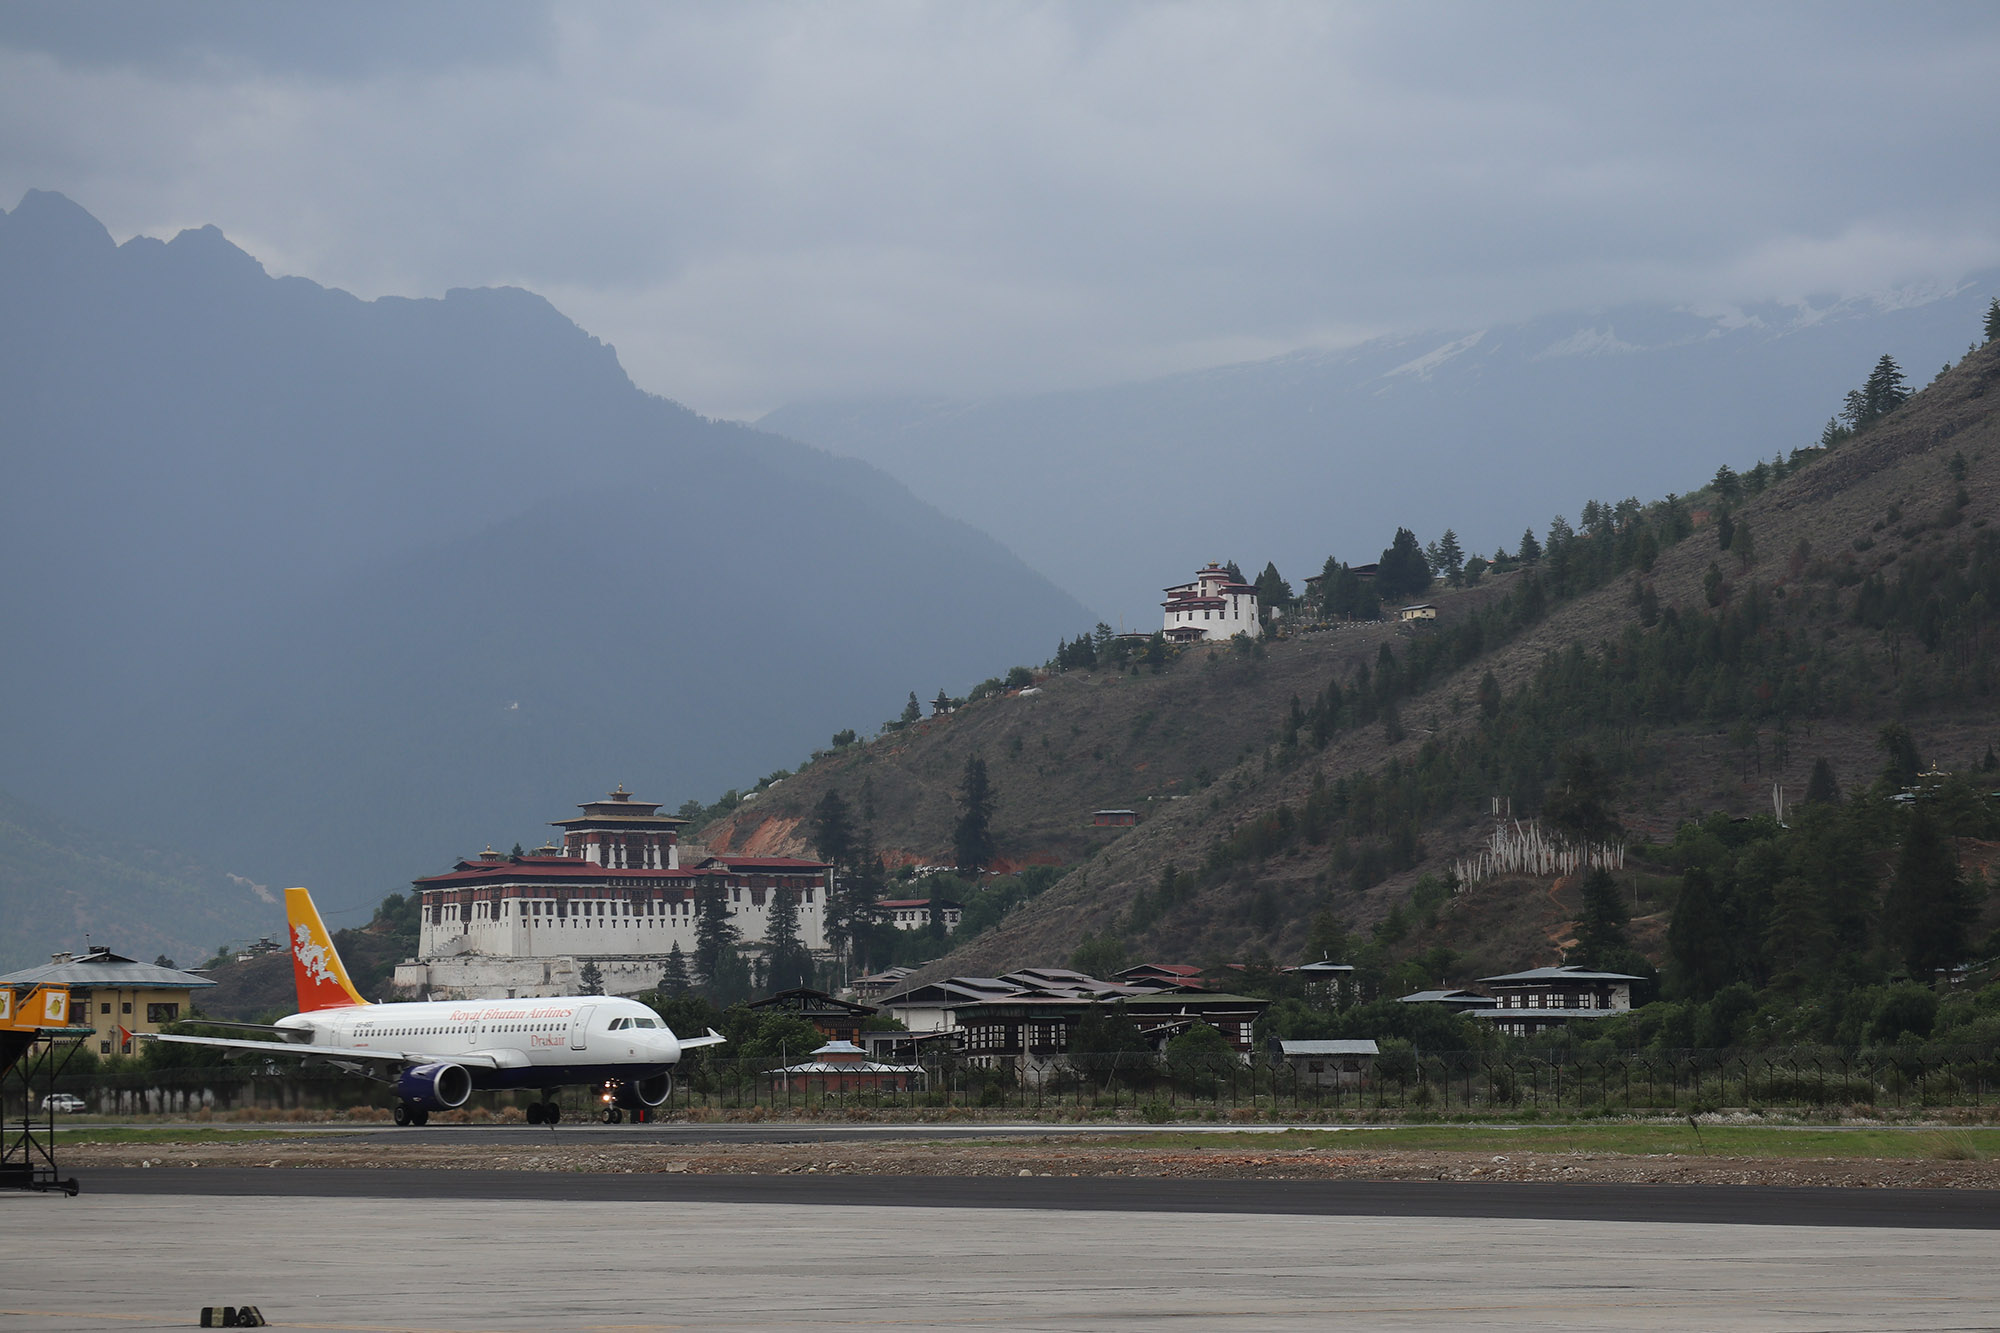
635 1017 657 1028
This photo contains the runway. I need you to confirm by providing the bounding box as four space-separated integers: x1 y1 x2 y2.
80 1165 2000 1229
5 1178 1998 1332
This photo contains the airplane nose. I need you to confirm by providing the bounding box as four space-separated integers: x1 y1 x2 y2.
643 1032 681 1064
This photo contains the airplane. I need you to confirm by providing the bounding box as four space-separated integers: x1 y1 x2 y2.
144 887 724 1125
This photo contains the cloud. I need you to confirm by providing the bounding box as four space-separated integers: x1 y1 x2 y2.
3 2 1997 415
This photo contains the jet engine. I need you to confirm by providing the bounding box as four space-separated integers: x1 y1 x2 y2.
395 1062 473 1112
612 1071 672 1110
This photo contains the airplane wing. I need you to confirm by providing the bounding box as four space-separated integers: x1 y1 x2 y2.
678 1027 728 1051
144 1032 511 1069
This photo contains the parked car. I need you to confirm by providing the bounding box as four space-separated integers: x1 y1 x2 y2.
42 1093 86 1113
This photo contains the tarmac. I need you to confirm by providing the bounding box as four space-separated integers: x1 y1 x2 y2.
4 1171 1998 1330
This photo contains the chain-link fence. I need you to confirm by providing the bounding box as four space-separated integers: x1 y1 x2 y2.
9 1046 1995 1121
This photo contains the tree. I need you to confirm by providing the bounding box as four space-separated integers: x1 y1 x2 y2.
1517 528 1542 564
1667 867 1733 1001
1376 527 1431 601
1070 933 1128 978
1476 669 1502 719
953 755 996 872
1570 868 1631 969
899 691 922 726
1987 297 2000 344
1803 757 1841 806
812 791 854 871
1863 354 1910 420
1883 806 1977 978
1876 722 1922 788
763 887 813 992
1433 529 1465 586
577 960 605 996
692 879 739 991
659 942 692 996
1540 747 1621 844
1711 464 1741 504
1253 561 1292 616
1067 1000 1154 1087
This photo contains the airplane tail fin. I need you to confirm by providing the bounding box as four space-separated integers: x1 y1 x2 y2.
285 888 369 1012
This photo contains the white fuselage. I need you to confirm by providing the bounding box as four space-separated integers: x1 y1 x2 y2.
278 995 682 1084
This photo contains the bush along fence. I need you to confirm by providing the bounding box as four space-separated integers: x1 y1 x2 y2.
11 1046 1997 1120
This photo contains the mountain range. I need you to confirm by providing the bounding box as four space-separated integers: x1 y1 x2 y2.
762 281 1998 624
0 189 1088 957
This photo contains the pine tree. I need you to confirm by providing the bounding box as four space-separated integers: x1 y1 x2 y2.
1376 528 1431 601
577 960 605 996
763 887 813 992
659 942 691 995
692 880 739 990
1434 529 1465 586
1863 354 1910 419
1517 528 1542 564
1883 806 1977 977
899 691 922 725
1711 464 1742 504
953 755 996 872
1570 868 1631 969
1667 867 1733 1001
1253 561 1292 614
1985 297 2000 343
1803 757 1841 805
812 791 854 870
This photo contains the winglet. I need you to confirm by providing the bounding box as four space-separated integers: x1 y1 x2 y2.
285 887 368 1012
678 1027 728 1050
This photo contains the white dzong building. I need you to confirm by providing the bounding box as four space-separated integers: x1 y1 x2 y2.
1162 563 1261 642
393 788 830 1000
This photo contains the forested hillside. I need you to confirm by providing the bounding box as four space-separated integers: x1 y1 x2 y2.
702 324 2000 1027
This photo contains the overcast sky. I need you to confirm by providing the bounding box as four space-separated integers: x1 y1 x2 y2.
3 1 1997 419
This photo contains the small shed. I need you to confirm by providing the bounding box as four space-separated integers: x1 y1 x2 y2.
1092 809 1138 827
1270 1038 1379 1089
1397 604 1438 622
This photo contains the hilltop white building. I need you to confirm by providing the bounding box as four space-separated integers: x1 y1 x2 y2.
1162 563 1261 641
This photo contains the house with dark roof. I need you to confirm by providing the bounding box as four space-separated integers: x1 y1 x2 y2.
1471 965 1645 1037
745 987 878 1045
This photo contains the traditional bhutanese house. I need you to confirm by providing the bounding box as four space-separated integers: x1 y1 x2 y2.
874 898 963 932
1092 809 1138 827
1397 988 1499 1013
1114 962 1205 990
877 977 1025 1034
849 966 915 1003
1288 959 1356 1006
745 987 878 1045
768 1040 926 1093
951 985 1270 1084
1163 625 1207 645
1270 1038 1379 1089
1397 603 1438 622
0 950 215 1057
1161 563 1262 641
1470 965 1644 1037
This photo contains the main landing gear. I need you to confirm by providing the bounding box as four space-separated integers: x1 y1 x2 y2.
524 1099 563 1125
392 1103 430 1127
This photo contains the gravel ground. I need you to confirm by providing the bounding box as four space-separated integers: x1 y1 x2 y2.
66 1135 2000 1189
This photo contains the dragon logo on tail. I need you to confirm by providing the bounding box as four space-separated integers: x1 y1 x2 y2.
285 888 368 1011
